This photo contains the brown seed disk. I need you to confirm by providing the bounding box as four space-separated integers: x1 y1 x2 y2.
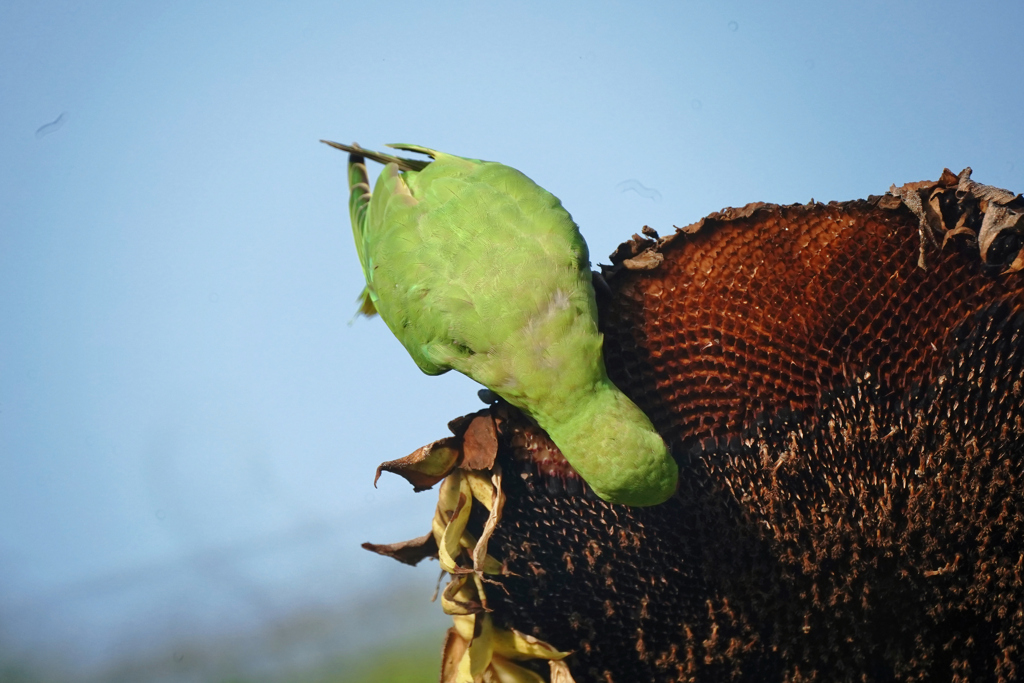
480 189 1024 682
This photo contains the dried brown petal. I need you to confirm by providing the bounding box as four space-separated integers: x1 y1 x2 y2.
548 660 577 683
471 468 505 576
441 575 486 615
360 532 438 566
374 437 460 491
460 413 499 471
622 249 665 271
440 627 469 683
977 202 1024 267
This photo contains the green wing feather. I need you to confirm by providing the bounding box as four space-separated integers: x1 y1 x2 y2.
341 145 377 316
324 140 679 506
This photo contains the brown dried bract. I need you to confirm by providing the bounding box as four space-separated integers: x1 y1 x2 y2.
373 410 501 491
890 167 1024 271
460 413 500 471
373 436 461 491
360 532 438 566
603 169 1024 281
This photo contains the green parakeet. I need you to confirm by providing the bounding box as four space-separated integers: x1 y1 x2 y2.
324 140 678 506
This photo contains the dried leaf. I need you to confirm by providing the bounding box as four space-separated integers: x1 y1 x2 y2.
439 490 472 573
889 180 943 269
492 626 570 661
941 225 977 249
472 468 506 576
452 613 476 641
938 167 960 186
438 476 487 578
374 437 460 491
549 660 578 683
461 414 499 471
464 613 495 681
441 575 486 615
673 201 771 236
623 249 665 271
360 532 438 566
438 470 464 513
447 411 480 438
956 167 1022 206
876 193 903 210
440 627 469 683
977 202 1024 266
608 233 656 264
489 655 548 683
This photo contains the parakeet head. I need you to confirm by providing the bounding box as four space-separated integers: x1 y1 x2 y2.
548 384 679 506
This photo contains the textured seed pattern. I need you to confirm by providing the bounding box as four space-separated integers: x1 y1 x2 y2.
483 197 1024 682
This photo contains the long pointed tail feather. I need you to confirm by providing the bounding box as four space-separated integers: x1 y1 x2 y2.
321 139 431 172
333 141 380 318
350 147 375 317
346 145 372 249
322 139 438 319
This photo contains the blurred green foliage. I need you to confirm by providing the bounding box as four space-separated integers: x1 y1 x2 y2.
281 636 440 683
0 584 449 683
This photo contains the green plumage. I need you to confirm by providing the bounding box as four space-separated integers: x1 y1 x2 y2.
324 141 678 506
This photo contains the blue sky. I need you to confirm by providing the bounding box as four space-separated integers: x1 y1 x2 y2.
2 0 1022 674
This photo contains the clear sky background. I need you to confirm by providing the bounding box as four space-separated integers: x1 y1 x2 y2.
2 0 1022 678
